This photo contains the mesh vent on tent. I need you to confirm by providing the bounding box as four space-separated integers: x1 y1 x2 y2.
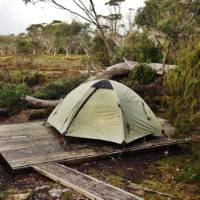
92 80 113 90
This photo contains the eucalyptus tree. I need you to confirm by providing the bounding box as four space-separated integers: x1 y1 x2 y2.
104 0 125 41
26 24 44 55
23 0 126 65
58 21 91 56
121 31 162 63
135 0 200 66
0 35 16 55
16 35 34 58
40 20 64 56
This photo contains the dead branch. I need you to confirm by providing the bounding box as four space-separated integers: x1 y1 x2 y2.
88 60 176 81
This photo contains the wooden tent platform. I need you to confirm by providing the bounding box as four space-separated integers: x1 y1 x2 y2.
0 119 191 171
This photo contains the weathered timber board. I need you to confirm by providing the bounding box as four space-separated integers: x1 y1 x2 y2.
0 119 186 171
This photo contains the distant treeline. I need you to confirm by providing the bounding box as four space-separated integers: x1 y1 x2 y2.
0 0 199 67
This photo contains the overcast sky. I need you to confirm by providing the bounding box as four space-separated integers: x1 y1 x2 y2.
0 0 145 35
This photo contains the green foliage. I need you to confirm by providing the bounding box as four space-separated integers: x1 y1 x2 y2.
0 83 29 113
34 75 88 100
61 191 73 200
119 32 162 63
0 69 46 86
90 34 116 66
135 0 200 64
16 37 35 56
25 72 46 86
120 64 161 111
135 0 200 40
164 39 200 134
0 191 7 200
129 64 157 85
155 144 200 187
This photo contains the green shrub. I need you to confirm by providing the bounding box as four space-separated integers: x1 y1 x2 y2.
120 65 162 112
34 75 88 100
25 72 46 86
0 83 29 113
177 144 200 185
164 39 200 135
119 31 162 63
154 144 200 190
129 64 157 85
61 191 73 200
90 34 116 66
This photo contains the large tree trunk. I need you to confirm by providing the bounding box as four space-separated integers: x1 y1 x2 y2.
33 48 36 56
64 47 69 57
53 48 57 57
98 27 114 65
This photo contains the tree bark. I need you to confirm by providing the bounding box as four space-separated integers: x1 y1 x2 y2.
64 47 69 57
98 26 114 65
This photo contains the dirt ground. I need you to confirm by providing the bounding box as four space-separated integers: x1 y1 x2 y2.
0 147 170 200
0 164 88 200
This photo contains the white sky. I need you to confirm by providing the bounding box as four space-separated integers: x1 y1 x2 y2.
0 0 145 35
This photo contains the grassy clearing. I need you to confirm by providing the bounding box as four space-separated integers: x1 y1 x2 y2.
0 54 88 64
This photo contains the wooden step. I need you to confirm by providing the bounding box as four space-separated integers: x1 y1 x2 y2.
33 162 143 200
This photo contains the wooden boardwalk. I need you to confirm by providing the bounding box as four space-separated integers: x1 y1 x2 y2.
33 162 143 200
0 119 193 171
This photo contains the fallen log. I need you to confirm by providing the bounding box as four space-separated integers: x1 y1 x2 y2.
88 64 131 81
22 60 176 108
88 59 176 81
23 96 60 108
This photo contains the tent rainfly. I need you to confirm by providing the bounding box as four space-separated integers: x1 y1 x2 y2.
47 80 162 144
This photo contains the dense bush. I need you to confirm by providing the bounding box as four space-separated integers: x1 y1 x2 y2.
0 83 29 113
25 72 46 86
119 32 162 63
34 74 88 100
129 64 157 85
164 39 200 134
90 34 116 66
154 144 200 193
177 144 200 185
0 69 46 86
120 64 162 111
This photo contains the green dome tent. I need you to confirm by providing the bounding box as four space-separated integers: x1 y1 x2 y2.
47 80 162 144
